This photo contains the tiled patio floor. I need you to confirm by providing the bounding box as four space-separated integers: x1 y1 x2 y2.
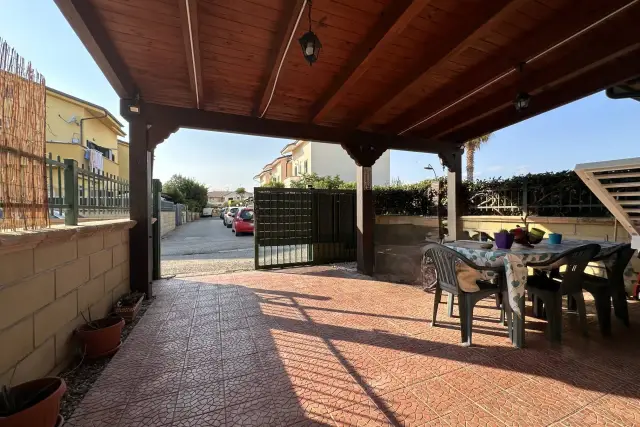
66 266 640 426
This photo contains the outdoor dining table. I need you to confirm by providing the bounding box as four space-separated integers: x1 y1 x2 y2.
445 239 636 346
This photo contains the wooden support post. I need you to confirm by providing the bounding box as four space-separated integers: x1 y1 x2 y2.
152 179 162 281
441 148 463 241
356 165 374 275
129 115 153 297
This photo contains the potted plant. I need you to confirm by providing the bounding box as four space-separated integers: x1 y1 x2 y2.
0 377 66 427
76 313 124 358
494 229 514 249
114 292 145 323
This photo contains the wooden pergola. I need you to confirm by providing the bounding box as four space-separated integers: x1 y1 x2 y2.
56 0 640 295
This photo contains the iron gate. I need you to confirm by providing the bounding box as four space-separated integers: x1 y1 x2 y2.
254 187 356 269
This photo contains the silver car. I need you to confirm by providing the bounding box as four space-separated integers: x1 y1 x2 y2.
223 207 243 228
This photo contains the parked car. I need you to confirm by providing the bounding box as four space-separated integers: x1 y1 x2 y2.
223 207 241 228
232 208 254 236
202 207 214 217
219 207 227 219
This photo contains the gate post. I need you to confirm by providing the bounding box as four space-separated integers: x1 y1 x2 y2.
152 179 162 280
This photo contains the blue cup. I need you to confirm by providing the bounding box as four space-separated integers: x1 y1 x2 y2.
549 233 562 244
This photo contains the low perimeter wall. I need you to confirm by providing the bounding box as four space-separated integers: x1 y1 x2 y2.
374 215 639 285
0 219 134 386
161 211 176 236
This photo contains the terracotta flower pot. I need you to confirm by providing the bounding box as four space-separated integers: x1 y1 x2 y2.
77 316 125 358
0 377 66 427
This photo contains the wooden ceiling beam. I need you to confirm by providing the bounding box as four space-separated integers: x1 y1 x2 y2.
54 0 135 98
254 0 306 117
140 102 454 153
420 9 640 140
178 0 203 109
387 0 635 135
355 0 525 130
309 0 428 124
439 50 640 144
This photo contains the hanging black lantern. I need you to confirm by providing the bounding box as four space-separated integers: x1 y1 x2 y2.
299 1 321 65
514 92 531 112
513 63 531 112
299 31 322 65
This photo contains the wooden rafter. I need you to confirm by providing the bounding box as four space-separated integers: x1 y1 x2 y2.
141 102 453 153
54 0 135 98
309 0 429 123
178 0 203 109
254 0 306 117
355 0 525 130
387 0 635 135
440 49 640 143
422 8 640 139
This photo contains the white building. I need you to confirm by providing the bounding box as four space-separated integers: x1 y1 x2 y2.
261 140 390 187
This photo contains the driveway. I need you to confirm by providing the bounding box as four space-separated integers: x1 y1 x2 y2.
161 217 254 277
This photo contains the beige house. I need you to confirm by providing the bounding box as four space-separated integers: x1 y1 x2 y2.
258 140 391 187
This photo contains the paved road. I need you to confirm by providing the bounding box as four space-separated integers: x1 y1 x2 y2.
161 217 254 277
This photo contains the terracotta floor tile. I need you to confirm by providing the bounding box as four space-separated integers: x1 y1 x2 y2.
170 409 225 427
439 403 504 427
72 379 133 417
439 367 501 402
224 396 282 426
181 363 224 388
222 351 263 378
586 394 640 427
477 389 565 427
65 405 125 427
558 407 621 427
411 378 471 417
184 346 222 368
131 369 182 402
118 393 178 427
174 381 225 421
224 371 272 407
356 365 405 396
330 399 393 427
273 390 334 426
376 387 438 426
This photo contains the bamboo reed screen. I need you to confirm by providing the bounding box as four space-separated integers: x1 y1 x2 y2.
0 38 48 231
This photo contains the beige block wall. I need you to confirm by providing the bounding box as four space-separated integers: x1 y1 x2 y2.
161 211 176 237
0 220 134 387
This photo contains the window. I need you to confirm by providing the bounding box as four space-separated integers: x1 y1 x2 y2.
294 164 298 176
239 209 254 220
304 160 308 173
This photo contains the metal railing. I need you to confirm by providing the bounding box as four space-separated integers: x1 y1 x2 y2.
45 154 130 225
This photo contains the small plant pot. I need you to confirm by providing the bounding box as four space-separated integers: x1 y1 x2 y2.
0 377 66 427
77 316 124 358
494 232 514 250
114 294 145 323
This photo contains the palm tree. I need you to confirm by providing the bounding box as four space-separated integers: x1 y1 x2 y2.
464 134 491 182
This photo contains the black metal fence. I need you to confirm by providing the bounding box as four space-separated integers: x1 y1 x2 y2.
46 154 130 224
254 187 356 269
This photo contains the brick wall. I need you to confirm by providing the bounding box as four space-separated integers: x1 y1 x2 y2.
161 211 176 236
0 219 134 386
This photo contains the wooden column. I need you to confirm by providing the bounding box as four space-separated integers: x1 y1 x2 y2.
356 165 374 275
129 115 153 297
342 143 387 276
441 148 463 241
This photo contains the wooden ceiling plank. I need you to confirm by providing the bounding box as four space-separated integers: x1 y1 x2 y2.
55 0 135 98
254 0 306 117
179 0 204 108
441 49 640 143
388 0 634 135
426 31 640 139
141 101 455 153
309 0 428 124
357 0 528 130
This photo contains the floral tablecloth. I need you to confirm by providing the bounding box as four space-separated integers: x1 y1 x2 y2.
446 240 637 317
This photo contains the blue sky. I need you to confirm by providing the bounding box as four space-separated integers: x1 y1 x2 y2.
3 0 639 191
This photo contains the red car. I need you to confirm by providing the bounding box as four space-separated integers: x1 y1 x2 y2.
232 208 254 236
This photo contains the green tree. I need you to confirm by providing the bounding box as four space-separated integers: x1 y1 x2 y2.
464 133 492 182
262 179 285 188
235 187 246 202
162 174 208 211
290 173 348 189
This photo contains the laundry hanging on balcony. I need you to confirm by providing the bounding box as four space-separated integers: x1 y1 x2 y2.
88 148 104 171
